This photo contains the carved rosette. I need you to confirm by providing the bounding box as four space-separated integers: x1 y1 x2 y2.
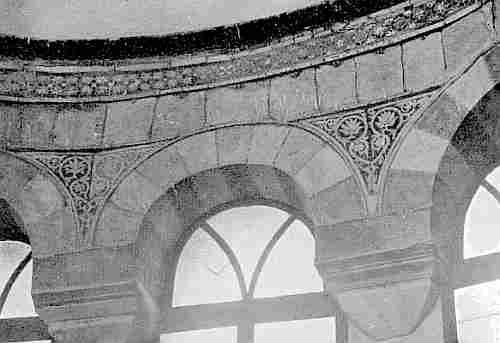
312 96 430 194
20 146 160 245
0 0 482 100
29 154 96 240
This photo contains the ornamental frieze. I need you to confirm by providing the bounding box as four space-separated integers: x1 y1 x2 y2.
0 0 484 100
311 94 432 195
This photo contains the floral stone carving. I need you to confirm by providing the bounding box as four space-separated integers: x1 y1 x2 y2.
28 154 95 241
0 0 483 100
311 95 432 194
20 146 160 244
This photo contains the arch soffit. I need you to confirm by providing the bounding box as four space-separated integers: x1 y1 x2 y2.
381 42 500 261
383 42 500 217
431 85 500 261
0 151 76 257
95 123 366 249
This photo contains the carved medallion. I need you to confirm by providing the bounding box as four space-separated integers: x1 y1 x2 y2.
311 95 431 194
19 145 162 244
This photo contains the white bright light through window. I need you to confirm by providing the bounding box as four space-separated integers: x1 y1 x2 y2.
163 205 335 343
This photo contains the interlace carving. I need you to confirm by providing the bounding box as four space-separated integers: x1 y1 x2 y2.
312 96 430 194
21 146 160 243
32 154 95 238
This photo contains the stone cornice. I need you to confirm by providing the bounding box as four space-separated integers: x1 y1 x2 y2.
0 0 406 60
0 0 485 102
316 242 436 292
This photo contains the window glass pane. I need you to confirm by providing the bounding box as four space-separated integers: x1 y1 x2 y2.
254 219 323 298
0 242 30 294
455 279 500 343
464 186 500 258
160 326 237 343
207 206 289 287
0 241 34 318
1 259 37 318
173 229 241 307
485 166 500 189
255 317 335 343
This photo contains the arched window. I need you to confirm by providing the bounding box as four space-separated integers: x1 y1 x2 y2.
463 167 500 259
160 205 338 343
454 166 500 342
0 241 51 343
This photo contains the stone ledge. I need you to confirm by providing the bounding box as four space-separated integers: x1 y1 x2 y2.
0 0 485 102
316 243 436 292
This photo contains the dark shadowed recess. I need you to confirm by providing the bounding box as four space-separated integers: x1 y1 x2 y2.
0 0 405 61
0 199 28 244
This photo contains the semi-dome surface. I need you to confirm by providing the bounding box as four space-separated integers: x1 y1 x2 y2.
0 0 325 40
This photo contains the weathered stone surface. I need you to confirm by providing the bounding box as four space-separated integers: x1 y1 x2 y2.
357 46 404 102
152 92 205 139
110 171 163 215
443 9 493 74
18 174 64 225
0 103 23 146
247 125 290 165
103 98 156 146
175 131 218 175
339 278 434 340
315 209 432 261
416 93 463 140
295 146 351 197
382 170 434 215
391 128 449 174
0 156 38 209
274 128 324 175
135 146 190 191
317 60 357 111
95 201 144 246
308 177 365 226
215 126 254 166
33 246 136 291
207 82 268 125
270 69 317 121
6 104 58 148
382 300 443 343
446 57 496 115
27 210 76 257
403 32 445 91
52 104 107 148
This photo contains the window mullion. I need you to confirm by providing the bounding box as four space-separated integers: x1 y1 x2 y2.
202 221 248 298
238 321 254 343
248 215 295 296
0 251 31 315
480 180 500 205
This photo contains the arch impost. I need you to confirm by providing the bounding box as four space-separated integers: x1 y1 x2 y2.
316 243 436 293
316 242 439 341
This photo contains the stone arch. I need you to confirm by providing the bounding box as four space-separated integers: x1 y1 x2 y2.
384 43 500 217
382 44 500 261
93 123 364 342
431 85 500 267
94 123 365 248
130 163 332 342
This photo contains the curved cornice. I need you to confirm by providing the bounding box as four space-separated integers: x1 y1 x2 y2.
0 0 405 60
0 0 485 102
